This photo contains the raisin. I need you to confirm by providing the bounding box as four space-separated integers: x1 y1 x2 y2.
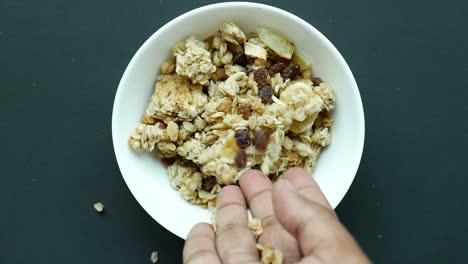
235 150 247 168
236 103 251 120
281 64 302 80
234 129 251 149
254 67 269 88
268 62 287 76
179 159 197 169
202 177 217 191
161 157 176 168
232 52 247 66
311 77 324 86
253 130 269 152
259 85 273 104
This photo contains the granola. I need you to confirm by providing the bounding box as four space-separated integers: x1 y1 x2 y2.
257 244 284 264
129 22 335 207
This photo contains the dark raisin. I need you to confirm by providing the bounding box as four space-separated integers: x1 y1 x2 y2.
179 159 197 169
268 62 287 76
232 52 247 66
234 129 251 149
254 67 269 88
202 177 217 191
311 77 324 86
281 64 302 80
235 150 247 168
259 85 273 104
236 103 251 120
253 130 269 152
251 164 261 170
161 157 176 168
269 53 291 65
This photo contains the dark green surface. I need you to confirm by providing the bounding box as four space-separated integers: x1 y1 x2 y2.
1 0 467 263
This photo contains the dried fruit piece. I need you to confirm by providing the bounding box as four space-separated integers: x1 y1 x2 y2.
254 67 269 88
235 150 247 168
179 159 197 169
232 52 247 66
259 86 273 104
202 177 217 191
281 64 302 80
257 25 295 59
268 62 287 76
161 157 177 168
311 77 324 86
253 130 269 151
234 129 251 149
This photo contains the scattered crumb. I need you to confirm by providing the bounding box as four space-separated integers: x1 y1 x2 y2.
150 251 159 263
378 234 382 239
248 218 263 237
257 244 283 264
93 202 104 213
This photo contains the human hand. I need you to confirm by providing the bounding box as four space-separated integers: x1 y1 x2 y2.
183 168 371 264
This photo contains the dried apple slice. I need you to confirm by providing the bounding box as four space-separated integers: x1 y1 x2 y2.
257 25 295 59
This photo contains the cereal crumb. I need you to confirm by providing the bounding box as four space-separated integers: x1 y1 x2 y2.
93 202 104 213
150 251 159 263
248 218 263 237
257 244 283 264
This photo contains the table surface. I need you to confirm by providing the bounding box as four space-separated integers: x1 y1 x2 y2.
1 0 467 263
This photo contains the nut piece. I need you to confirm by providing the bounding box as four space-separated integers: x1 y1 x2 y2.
93 202 104 213
166 121 179 142
150 251 159 263
160 58 176 74
257 25 295 59
244 42 267 61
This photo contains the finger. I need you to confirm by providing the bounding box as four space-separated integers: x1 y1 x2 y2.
272 180 369 263
283 167 332 209
216 185 259 263
240 170 301 263
183 223 221 264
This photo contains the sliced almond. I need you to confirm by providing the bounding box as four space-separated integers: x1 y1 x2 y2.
257 25 295 59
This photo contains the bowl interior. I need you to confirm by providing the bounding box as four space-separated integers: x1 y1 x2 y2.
112 2 364 239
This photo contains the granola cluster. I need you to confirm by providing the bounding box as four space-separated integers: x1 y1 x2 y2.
129 22 335 207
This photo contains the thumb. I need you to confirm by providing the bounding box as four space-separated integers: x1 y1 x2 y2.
272 179 370 263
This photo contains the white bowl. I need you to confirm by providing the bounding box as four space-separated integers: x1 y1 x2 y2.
112 2 365 239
